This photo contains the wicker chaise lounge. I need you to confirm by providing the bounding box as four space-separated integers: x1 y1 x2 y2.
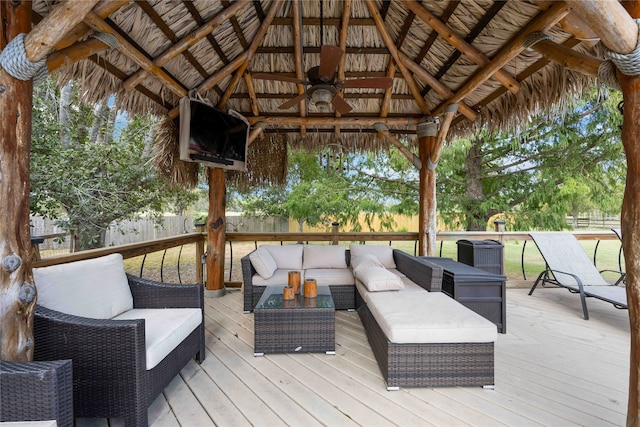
33 254 206 427
528 232 627 319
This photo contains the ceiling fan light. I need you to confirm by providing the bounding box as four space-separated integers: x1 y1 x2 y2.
311 88 333 111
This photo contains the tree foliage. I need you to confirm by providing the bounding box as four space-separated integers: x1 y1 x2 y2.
30 80 198 250
348 87 626 231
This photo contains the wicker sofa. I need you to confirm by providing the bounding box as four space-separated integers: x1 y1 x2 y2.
241 244 443 312
32 254 206 427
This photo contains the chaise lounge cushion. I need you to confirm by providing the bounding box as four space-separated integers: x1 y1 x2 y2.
303 245 348 269
249 246 278 279
34 253 133 319
354 266 404 291
350 244 396 269
113 308 202 369
367 292 497 344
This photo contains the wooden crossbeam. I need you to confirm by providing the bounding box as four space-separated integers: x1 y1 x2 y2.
432 1 570 117
403 0 520 94
217 0 283 110
245 116 419 127
123 0 249 91
365 0 431 115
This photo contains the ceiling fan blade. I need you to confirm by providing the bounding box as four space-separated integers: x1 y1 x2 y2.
342 77 393 89
252 73 306 85
278 92 309 110
331 95 353 115
318 45 344 80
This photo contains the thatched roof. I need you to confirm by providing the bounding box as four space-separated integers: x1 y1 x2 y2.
31 0 605 186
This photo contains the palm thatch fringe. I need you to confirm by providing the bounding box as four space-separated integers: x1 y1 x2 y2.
227 134 288 190
151 120 200 188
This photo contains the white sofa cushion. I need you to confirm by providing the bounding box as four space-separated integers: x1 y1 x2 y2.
354 266 404 291
249 247 278 279
356 272 428 304
367 292 497 344
303 245 348 269
263 244 303 270
305 268 355 286
113 308 202 369
252 269 304 286
350 244 396 269
351 253 384 271
34 253 133 319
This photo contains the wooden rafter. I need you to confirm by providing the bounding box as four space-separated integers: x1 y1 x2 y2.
334 0 352 138
243 72 260 116
432 1 570 117
123 0 249 91
380 10 414 119
533 0 600 45
182 1 230 64
421 1 506 97
84 11 187 97
245 116 418 127
403 0 519 94
414 0 459 64
365 0 431 116
222 0 249 49
46 37 112 73
216 0 283 110
292 0 306 136
530 39 603 77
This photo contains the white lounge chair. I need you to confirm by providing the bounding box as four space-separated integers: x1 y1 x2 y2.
528 232 626 320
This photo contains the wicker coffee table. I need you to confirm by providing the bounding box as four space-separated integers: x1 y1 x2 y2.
254 285 335 356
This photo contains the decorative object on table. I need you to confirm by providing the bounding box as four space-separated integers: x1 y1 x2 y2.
304 279 317 298
288 271 301 294
283 286 295 300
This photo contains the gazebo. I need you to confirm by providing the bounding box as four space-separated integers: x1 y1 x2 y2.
1 0 639 423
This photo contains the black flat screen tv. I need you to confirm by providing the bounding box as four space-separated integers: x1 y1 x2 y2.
179 97 249 171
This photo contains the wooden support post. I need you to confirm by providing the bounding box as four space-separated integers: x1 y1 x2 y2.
417 119 437 256
205 167 226 297
331 222 340 245
620 69 640 427
0 0 36 363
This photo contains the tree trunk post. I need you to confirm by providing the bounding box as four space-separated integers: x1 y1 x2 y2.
417 119 437 256
0 0 36 362
620 71 640 427
205 167 226 297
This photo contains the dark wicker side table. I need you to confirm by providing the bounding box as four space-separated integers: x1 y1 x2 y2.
254 285 335 355
0 359 73 427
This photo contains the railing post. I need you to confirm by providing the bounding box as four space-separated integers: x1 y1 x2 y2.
494 220 505 242
195 222 205 284
331 222 339 245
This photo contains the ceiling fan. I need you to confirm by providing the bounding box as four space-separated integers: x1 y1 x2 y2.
252 45 393 114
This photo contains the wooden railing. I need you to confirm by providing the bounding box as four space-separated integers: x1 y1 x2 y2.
32 229 623 284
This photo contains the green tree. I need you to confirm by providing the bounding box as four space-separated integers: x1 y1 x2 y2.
234 149 395 231
349 87 625 231
30 80 198 250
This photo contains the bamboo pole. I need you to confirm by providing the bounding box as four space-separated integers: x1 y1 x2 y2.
402 0 520 94
205 168 226 297
365 0 431 115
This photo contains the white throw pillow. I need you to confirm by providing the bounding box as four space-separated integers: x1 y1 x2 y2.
263 244 303 270
249 247 278 279
303 245 348 269
34 253 133 319
354 266 404 292
349 244 396 269
351 253 384 271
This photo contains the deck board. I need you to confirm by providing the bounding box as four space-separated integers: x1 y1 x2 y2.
85 284 630 426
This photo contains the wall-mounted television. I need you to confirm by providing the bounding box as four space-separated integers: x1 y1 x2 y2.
179 97 249 171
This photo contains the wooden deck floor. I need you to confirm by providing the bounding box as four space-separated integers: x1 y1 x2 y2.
82 284 631 426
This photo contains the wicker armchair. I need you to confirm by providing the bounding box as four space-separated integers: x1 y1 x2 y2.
0 359 73 427
33 274 206 427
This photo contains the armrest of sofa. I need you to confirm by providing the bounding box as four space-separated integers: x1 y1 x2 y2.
393 250 443 292
127 274 204 310
241 252 257 312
